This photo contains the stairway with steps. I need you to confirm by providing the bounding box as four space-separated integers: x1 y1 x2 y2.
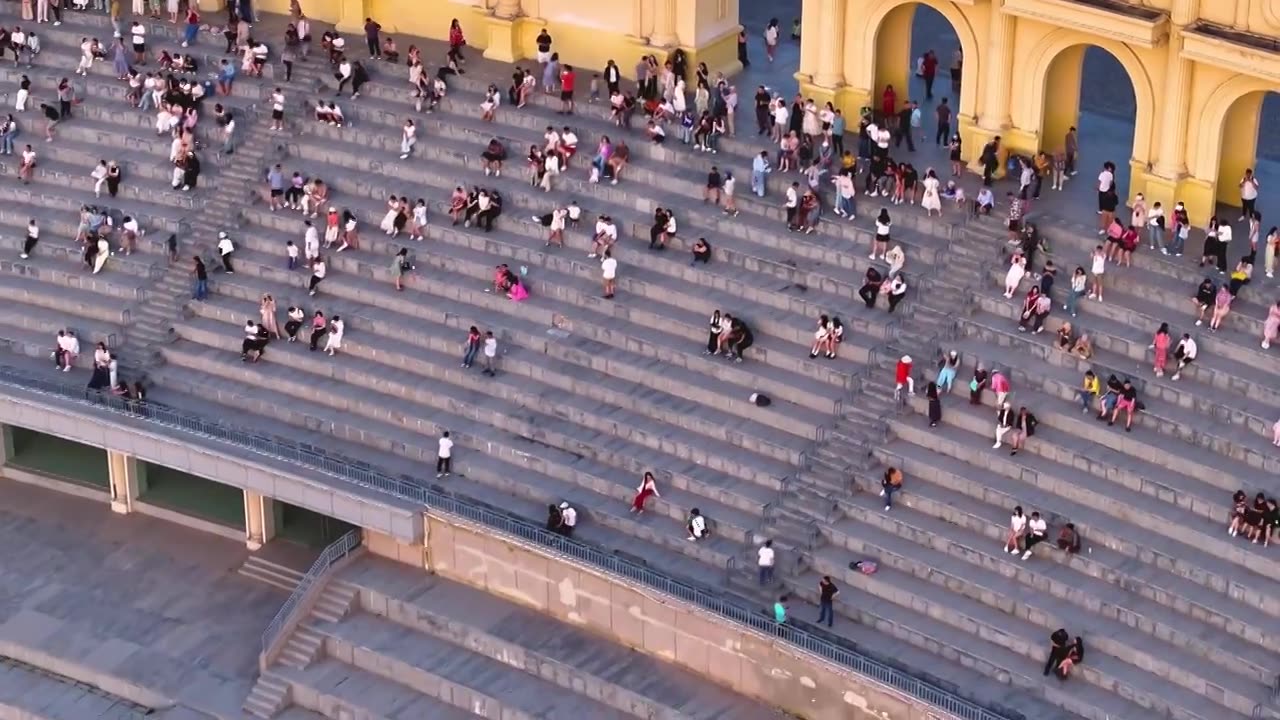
238 555 308 592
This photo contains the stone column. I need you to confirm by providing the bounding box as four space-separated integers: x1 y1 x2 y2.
493 0 522 19
244 490 278 551
977 1 1015 131
0 424 12 465
334 0 367 34
812 0 847 88
1154 0 1199 179
650 0 680 47
108 450 146 515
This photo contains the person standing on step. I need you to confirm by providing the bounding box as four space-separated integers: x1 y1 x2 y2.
436 431 453 478
20 217 38 258
217 231 235 274
269 87 285 131
399 118 416 159
323 315 343 356
308 255 326 296
481 330 497 376
191 256 207 300
557 501 576 537
600 250 617 299
816 576 838 627
757 539 775 586
129 19 146 66
363 17 381 59
462 326 481 368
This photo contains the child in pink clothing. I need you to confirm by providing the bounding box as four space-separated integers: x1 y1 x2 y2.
1151 322 1171 377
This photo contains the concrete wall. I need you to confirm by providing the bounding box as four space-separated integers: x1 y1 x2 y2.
0 396 423 543
377 511 948 720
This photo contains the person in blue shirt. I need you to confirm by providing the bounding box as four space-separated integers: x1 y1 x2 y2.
216 59 236 96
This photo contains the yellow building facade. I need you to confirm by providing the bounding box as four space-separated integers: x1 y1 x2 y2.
796 0 1280 224
199 0 743 84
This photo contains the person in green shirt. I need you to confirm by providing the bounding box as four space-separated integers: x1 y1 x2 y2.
773 595 788 623
390 248 411 291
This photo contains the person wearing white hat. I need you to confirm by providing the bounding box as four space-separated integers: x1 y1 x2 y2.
217 231 235 274
895 354 914 399
558 501 576 537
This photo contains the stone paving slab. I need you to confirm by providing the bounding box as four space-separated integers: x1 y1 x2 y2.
0 482 286 719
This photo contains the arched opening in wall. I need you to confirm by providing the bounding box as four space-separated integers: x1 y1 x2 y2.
735 0 804 97
870 2 970 155
1039 45 1138 204
1215 91 1280 224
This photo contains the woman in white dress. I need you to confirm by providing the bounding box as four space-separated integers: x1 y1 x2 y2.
380 195 402 235
802 100 820 140
1003 252 1027 298
324 315 344 356
920 168 942 217
92 236 110 274
410 199 428 241
672 79 687 114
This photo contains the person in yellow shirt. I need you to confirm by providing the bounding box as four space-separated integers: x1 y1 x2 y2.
1076 370 1099 413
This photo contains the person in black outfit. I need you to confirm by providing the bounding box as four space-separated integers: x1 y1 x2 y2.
754 86 770 135
858 267 883 308
1044 629 1070 676
980 137 1000 186
545 503 563 533
894 102 915 152
725 319 753 362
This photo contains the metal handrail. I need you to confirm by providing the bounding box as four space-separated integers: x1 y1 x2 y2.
0 363 1016 720
260 529 361 653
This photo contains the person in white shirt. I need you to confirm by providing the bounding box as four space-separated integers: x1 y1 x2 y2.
323 314 344 356
269 88 285 131
119 215 140 255
687 508 708 541
589 216 616 257
557 502 577 537
771 101 788 142
558 129 578 167
540 151 560 192
1239 168 1259 221
600 250 617 298
54 330 78 371
1005 506 1027 554
130 22 147 64
217 231 235 273
757 539 775 585
303 221 320 263
1021 512 1047 559
784 182 799 229
308 257 327 296
21 218 38 258
399 118 416 159
566 200 581 228
481 330 498 376
1171 333 1196 381
436 431 453 477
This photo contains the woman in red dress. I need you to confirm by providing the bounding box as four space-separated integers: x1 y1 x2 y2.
448 19 466 62
631 472 660 513
881 84 897 127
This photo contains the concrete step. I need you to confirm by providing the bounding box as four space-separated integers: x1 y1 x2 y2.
145 361 745 579
301 612 637 720
238 555 306 592
241 674 290 719
334 559 791 720
892 384 1280 611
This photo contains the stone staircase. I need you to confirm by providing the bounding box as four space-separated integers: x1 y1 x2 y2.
2 10 1277 720
238 555 307 592
252 553 791 720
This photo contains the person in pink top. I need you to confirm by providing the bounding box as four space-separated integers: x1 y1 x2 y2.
990 370 1010 407
1261 300 1280 350
1150 322 1171 377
